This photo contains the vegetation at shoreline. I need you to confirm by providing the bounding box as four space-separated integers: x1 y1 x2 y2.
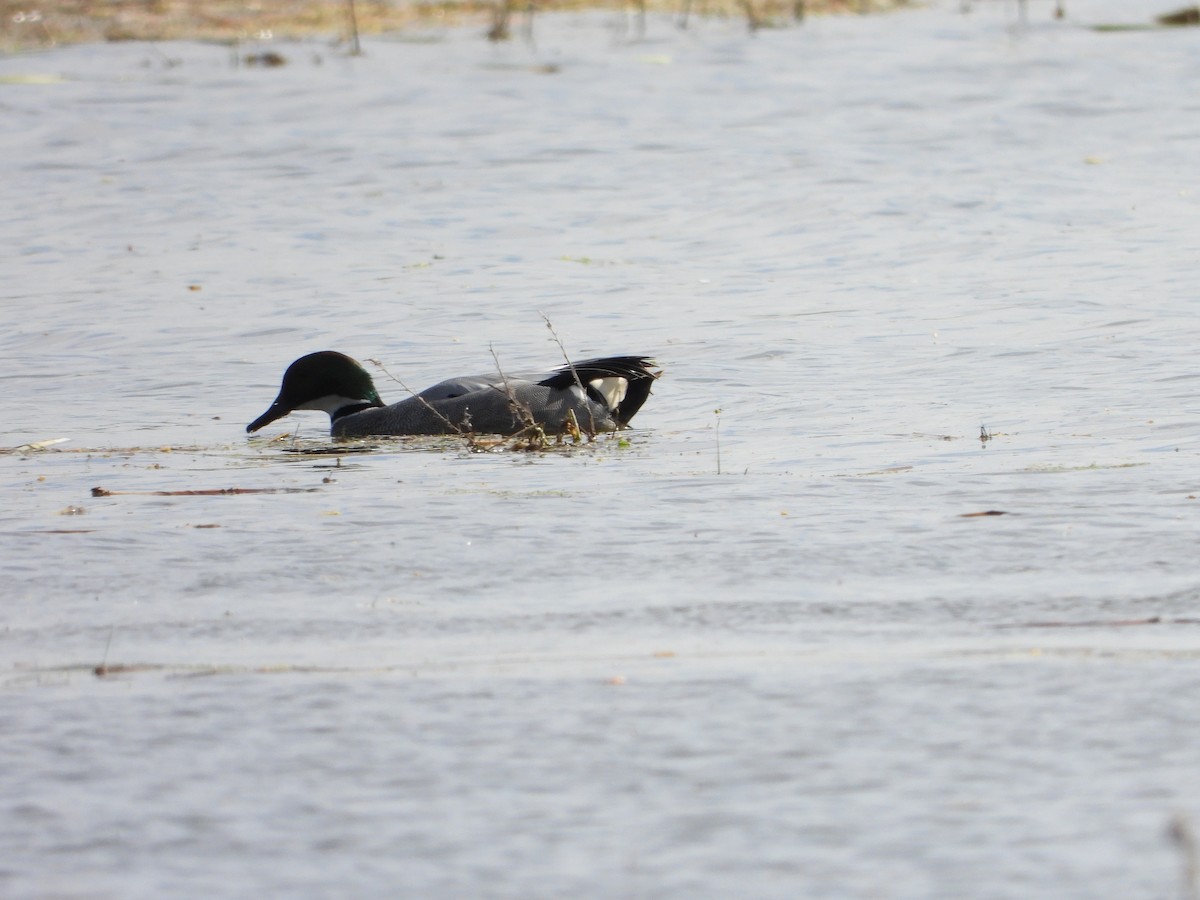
1 0 902 53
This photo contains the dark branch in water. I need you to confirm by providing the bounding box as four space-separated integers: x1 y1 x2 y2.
91 486 319 497
344 0 362 54
1169 813 1200 900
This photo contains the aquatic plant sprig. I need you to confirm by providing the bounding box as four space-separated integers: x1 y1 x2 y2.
540 311 599 436
370 351 557 452
366 357 486 451
486 343 553 451
714 407 722 475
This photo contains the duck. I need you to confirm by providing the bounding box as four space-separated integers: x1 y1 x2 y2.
246 350 660 438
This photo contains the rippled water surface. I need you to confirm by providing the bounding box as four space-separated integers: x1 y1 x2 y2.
4 1 1200 895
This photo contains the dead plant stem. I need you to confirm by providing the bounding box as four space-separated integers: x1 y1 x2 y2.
539 312 598 435
714 407 723 475
366 357 482 449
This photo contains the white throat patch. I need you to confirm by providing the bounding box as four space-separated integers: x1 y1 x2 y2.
297 393 369 415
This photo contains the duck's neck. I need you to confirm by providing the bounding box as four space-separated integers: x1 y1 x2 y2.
331 401 383 425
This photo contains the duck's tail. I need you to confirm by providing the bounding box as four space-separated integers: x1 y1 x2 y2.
539 356 661 426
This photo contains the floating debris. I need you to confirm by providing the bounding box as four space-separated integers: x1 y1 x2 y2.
0 74 68 85
1158 6 1200 26
996 616 1200 629
244 50 288 66
279 445 378 455
7 438 70 453
91 486 319 497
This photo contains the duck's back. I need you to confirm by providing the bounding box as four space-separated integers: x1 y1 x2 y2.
333 382 616 437
331 356 657 437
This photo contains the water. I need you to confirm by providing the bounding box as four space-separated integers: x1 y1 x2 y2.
4 1 1200 895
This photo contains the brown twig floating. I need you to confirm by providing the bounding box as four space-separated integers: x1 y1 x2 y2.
91 662 361 678
91 486 319 497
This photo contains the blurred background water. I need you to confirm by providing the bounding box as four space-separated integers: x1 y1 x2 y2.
3 0 1200 895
